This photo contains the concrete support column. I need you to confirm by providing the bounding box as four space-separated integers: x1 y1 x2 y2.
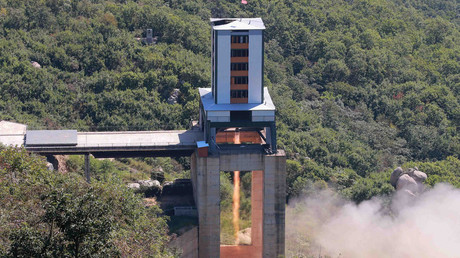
263 151 285 257
191 151 220 258
84 154 90 183
252 170 264 257
192 150 285 258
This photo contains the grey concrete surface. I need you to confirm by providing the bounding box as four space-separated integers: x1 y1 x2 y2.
0 121 27 146
191 150 286 258
191 152 221 258
21 130 203 155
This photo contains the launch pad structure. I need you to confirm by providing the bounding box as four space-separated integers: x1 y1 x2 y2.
191 149 285 257
0 17 286 258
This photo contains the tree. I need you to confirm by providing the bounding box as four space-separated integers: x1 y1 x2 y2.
0 146 173 257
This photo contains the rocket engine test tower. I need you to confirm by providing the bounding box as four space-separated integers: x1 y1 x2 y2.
192 18 286 258
199 18 276 153
0 17 285 258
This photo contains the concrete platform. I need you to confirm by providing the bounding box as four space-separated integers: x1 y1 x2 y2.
0 121 27 146
25 130 204 157
0 121 203 157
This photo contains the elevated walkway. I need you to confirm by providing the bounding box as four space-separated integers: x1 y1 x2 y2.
0 121 203 158
26 130 204 158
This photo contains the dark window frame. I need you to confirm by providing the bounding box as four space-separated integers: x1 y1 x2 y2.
232 76 248 84
230 90 248 98
231 49 249 57
231 35 249 44
231 63 248 71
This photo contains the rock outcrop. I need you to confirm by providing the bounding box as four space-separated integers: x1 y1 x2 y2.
127 179 162 197
391 167 427 196
167 89 180 104
31 61 41 68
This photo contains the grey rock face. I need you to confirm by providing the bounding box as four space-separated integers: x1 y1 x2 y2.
408 170 427 183
31 61 41 68
127 183 141 190
167 89 180 104
138 179 161 188
391 167 427 197
396 174 418 193
46 162 54 171
390 167 403 187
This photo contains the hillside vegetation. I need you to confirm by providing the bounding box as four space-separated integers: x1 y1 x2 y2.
0 146 174 256
0 0 459 201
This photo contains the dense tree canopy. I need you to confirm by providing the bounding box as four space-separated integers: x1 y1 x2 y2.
0 146 174 256
0 0 459 202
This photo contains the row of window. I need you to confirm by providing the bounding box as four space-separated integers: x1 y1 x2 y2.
231 35 248 44
232 76 248 84
231 90 248 98
231 49 248 57
231 63 248 71
231 36 248 98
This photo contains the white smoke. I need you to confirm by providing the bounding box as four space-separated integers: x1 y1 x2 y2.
286 184 460 258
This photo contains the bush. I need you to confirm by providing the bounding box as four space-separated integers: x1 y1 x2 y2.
0 146 174 257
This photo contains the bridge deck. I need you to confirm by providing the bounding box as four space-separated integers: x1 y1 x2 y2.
1 129 203 157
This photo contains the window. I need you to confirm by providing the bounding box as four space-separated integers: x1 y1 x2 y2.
231 90 248 98
231 49 248 57
232 76 248 84
231 35 249 44
231 63 248 71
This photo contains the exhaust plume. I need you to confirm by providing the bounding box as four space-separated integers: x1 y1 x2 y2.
232 131 241 244
286 184 460 257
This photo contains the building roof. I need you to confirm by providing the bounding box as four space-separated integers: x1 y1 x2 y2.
199 88 275 111
210 18 265 30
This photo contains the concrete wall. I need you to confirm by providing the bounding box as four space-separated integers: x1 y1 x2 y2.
252 111 275 122
216 30 231 104
191 150 286 258
191 152 221 257
208 111 230 122
248 30 263 104
263 152 286 257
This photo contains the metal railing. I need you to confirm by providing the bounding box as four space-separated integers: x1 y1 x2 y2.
26 141 198 149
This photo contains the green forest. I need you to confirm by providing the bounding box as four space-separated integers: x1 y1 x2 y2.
0 0 459 255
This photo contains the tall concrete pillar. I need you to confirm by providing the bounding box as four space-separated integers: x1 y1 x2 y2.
252 170 264 257
263 151 286 257
84 154 91 183
191 151 220 258
191 150 285 258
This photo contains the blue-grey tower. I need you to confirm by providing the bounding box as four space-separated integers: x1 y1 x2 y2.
199 18 277 153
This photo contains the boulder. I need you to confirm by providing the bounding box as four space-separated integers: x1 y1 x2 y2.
138 180 161 197
127 183 140 190
237 228 252 245
403 189 417 198
408 170 427 183
396 174 418 192
46 162 54 171
31 61 41 68
167 89 180 104
138 179 160 188
390 167 403 187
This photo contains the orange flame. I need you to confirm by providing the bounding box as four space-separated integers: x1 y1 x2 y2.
232 130 241 245
233 170 240 245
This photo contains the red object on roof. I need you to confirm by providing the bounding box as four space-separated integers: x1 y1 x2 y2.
241 0 247 4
